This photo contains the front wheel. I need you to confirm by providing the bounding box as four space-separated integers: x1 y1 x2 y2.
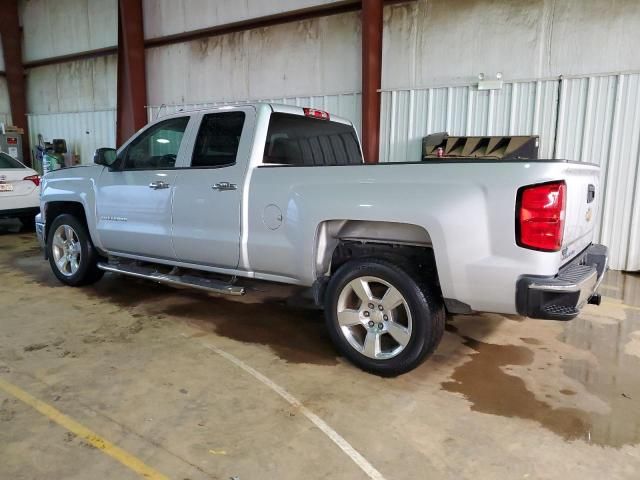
46 214 104 286
324 257 444 376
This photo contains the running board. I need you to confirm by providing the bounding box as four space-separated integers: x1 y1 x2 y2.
97 263 245 296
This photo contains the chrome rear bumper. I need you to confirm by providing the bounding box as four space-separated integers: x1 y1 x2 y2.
516 244 608 320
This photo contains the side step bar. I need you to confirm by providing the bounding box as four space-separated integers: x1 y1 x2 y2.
97 262 245 296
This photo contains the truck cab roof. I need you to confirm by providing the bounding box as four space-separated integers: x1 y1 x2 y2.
152 102 354 128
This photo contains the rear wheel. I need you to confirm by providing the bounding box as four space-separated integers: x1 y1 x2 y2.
46 214 104 286
324 257 444 376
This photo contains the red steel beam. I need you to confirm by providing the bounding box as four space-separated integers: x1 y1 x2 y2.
144 0 407 49
0 0 30 165
361 0 384 164
116 0 147 146
23 46 118 69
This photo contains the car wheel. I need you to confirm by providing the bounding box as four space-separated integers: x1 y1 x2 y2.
324 257 445 376
46 213 104 286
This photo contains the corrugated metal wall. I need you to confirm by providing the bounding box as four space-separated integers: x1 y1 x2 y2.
380 80 559 162
27 109 116 166
380 72 640 271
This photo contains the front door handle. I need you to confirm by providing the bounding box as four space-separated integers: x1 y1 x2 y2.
149 181 170 190
212 182 237 191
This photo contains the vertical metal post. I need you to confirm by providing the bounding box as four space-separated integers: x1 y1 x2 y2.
361 0 383 164
117 0 147 146
0 0 30 165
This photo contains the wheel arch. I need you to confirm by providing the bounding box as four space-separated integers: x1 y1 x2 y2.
309 219 466 312
43 201 89 244
314 220 434 277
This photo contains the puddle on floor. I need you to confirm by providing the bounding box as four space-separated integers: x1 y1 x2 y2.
599 270 640 308
559 294 640 448
161 292 337 366
442 324 593 443
443 287 640 448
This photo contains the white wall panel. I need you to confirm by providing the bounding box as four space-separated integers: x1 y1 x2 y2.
28 109 116 166
383 0 640 90
549 0 640 77
146 11 360 106
20 0 117 62
143 0 348 39
26 55 117 114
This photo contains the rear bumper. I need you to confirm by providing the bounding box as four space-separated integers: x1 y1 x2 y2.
516 243 608 320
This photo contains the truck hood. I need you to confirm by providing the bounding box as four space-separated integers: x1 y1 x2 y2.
43 164 102 180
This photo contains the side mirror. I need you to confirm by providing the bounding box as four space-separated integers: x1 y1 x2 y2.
94 148 118 167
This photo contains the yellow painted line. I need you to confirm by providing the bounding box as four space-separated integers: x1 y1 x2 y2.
0 377 169 480
208 449 227 455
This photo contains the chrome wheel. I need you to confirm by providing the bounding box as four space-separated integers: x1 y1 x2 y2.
51 224 81 277
336 276 413 360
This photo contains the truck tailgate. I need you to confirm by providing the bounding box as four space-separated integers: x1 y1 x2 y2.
562 163 600 264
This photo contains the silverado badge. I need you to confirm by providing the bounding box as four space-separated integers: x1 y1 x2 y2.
585 208 593 222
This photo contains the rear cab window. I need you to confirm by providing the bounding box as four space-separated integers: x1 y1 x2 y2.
263 113 362 166
0 152 26 169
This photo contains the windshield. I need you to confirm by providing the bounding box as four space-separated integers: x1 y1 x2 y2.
0 152 25 169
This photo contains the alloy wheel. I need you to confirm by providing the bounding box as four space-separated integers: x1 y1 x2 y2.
336 276 413 359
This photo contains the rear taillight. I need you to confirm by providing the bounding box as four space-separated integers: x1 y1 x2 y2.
303 107 330 120
516 181 566 252
24 175 41 187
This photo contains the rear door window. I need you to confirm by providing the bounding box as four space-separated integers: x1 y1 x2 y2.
191 112 245 168
263 113 362 166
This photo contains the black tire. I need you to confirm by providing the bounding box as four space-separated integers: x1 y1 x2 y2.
324 257 445 376
46 213 104 286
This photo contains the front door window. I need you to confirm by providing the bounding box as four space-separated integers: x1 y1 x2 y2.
122 117 189 170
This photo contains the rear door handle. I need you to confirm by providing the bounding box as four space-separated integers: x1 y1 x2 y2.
212 182 237 191
149 181 170 190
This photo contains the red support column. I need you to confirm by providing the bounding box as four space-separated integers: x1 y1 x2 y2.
117 0 147 146
0 0 30 165
361 0 383 164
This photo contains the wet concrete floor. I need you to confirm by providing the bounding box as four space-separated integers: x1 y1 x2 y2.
1 218 639 479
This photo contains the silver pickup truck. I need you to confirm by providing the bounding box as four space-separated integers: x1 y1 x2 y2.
36 103 608 375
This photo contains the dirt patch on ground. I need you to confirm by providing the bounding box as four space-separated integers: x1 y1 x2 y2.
163 293 338 366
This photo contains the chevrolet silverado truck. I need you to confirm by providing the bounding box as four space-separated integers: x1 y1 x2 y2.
35 103 608 375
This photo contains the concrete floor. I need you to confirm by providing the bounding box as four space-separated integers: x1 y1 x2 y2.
1 219 639 480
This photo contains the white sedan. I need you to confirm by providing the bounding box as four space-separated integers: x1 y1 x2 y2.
0 151 41 228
